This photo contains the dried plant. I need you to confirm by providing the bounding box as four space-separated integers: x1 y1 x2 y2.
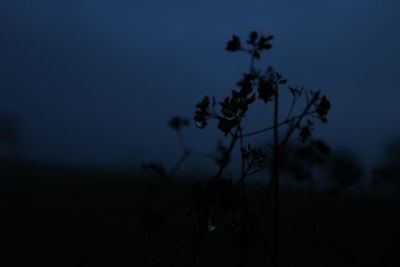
140 31 331 267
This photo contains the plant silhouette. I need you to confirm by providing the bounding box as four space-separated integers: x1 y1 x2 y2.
137 31 332 267
4 30 396 267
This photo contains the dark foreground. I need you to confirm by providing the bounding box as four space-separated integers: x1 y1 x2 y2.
1 161 400 267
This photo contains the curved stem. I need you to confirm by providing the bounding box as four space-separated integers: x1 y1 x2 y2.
240 114 308 138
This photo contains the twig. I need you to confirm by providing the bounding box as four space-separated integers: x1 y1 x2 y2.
240 114 305 138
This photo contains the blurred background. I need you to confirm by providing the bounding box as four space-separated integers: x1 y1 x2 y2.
1 0 400 177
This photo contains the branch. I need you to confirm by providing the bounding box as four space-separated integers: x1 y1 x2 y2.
240 114 303 138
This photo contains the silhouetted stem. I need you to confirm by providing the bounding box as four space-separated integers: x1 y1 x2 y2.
190 130 241 266
272 85 280 267
240 113 310 138
309 177 318 267
176 130 187 151
238 125 246 193
215 132 238 179
280 96 317 148
286 94 298 120
78 150 190 267
144 225 151 267
169 150 191 177
240 121 286 138
235 161 254 188
150 232 201 267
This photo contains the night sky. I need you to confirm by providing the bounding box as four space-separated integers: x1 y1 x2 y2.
1 0 400 173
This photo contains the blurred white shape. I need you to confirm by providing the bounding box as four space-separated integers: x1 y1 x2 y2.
207 220 216 231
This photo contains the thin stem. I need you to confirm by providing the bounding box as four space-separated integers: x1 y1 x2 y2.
78 151 190 267
235 161 254 188
150 232 201 267
239 124 246 194
176 130 187 151
280 102 316 149
272 85 280 267
188 128 240 266
240 115 304 138
286 94 299 121
168 150 191 177
215 132 239 179
150 229 238 267
309 177 318 267
236 152 250 267
144 225 151 267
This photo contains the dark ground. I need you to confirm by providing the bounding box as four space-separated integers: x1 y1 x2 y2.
1 160 400 267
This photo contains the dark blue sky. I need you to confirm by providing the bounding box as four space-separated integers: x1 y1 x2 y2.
1 0 400 172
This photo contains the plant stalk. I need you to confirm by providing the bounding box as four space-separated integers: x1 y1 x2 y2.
271 84 280 267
